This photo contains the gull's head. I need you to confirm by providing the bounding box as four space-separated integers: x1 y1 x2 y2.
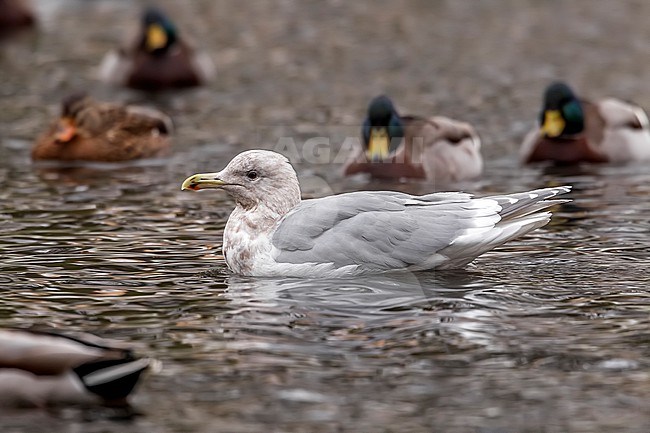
181 150 301 211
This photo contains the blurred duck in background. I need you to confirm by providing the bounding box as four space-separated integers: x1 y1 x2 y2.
99 7 214 91
0 0 35 36
521 81 650 165
32 93 173 162
343 95 482 183
0 328 155 408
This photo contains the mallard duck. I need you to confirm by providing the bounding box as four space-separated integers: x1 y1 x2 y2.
343 95 483 182
32 93 173 162
0 0 35 35
181 150 569 277
99 7 214 91
521 81 650 164
0 328 154 407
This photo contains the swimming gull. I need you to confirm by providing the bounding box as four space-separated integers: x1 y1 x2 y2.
181 150 570 277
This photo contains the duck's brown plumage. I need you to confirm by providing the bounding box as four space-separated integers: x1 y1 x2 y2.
99 8 213 91
522 100 609 164
125 42 203 90
521 83 650 165
0 0 35 34
344 114 482 182
32 94 172 162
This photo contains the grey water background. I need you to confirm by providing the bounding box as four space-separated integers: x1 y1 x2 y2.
1 0 650 432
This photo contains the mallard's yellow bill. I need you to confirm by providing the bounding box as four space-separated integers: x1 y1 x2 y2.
367 128 390 161
541 110 565 138
181 173 225 191
146 24 168 51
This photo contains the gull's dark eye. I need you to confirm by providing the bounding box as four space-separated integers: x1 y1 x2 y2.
246 170 258 180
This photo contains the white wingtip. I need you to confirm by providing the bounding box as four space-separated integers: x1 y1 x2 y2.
82 358 155 387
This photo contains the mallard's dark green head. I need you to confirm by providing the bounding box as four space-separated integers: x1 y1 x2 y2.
362 95 405 161
141 7 178 55
367 95 396 125
539 81 584 137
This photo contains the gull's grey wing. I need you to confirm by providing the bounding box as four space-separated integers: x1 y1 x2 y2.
271 191 501 271
488 186 571 220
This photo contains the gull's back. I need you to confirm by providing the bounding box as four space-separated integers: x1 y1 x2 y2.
270 186 570 277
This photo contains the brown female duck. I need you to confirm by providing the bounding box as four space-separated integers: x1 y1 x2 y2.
32 93 173 162
521 81 650 164
343 95 483 182
99 7 214 91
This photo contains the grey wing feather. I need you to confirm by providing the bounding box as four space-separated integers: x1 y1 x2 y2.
271 191 499 271
489 186 571 220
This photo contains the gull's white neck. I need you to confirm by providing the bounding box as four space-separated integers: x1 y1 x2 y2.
222 196 301 276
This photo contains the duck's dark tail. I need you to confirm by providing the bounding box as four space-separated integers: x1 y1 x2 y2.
73 357 153 402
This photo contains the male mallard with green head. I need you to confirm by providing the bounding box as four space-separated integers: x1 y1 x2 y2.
343 95 482 182
99 7 214 91
521 81 650 164
32 93 173 162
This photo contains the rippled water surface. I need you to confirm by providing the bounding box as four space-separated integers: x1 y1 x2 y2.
2 1 650 432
